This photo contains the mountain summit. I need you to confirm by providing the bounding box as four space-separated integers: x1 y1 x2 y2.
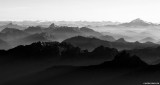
130 18 145 23
0 23 25 30
120 18 155 27
115 38 127 43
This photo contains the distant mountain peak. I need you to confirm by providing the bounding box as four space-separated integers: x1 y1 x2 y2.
1 28 21 33
6 23 19 27
130 18 145 23
0 22 25 30
120 18 154 27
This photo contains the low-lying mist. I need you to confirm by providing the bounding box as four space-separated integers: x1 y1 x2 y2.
92 26 160 42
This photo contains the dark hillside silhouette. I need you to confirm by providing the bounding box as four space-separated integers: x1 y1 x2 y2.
84 50 148 69
128 46 160 64
105 51 148 67
90 46 118 60
0 41 117 61
0 41 150 67
0 41 159 85
115 38 127 43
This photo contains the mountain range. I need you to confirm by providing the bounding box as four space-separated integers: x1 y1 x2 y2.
0 19 160 85
0 18 159 28
0 39 160 85
0 21 159 49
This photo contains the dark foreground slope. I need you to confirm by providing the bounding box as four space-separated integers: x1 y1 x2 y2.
128 46 160 64
0 42 160 85
3 51 160 85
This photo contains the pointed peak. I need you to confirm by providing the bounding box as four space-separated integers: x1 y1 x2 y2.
49 23 56 29
134 18 142 20
120 18 153 27
135 41 140 44
5 22 19 27
8 22 13 25
131 18 145 23
116 38 126 43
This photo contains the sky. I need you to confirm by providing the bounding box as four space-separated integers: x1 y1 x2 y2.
0 0 160 22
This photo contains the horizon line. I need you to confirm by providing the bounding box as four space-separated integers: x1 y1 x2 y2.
0 18 160 24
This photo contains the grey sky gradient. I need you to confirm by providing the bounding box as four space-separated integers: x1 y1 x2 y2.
0 0 160 22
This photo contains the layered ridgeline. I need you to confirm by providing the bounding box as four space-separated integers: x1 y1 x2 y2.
0 20 160 85
0 22 159 50
0 42 118 62
1 42 160 85
0 23 118 49
0 41 160 66
63 36 159 51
